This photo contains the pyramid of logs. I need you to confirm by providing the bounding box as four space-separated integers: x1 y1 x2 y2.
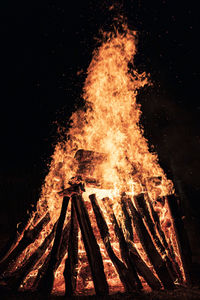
0 152 189 296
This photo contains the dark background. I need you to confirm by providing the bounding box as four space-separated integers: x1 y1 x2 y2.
0 0 199 271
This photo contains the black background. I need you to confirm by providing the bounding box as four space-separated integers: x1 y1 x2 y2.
0 0 200 253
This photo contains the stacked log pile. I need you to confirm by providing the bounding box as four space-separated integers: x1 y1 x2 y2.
0 184 187 296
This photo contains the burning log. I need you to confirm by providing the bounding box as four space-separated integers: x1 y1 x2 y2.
0 212 36 264
133 194 178 281
120 195 161 290
0 212 50 275
167 194 191 283
102 197 142 290
89 194 140 292
73 194 109 295
64 201 79 296
33 221 70 289
74 149 112 188
134 193 166 252
127 241 161 290
121 194 134 241
126 197 175 289
1 220 58 291
59 182 85 197
146 196 169 250
37 196 70 294
146 196 183 282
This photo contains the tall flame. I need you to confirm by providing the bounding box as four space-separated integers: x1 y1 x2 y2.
18 24 185 294
38 25 173 221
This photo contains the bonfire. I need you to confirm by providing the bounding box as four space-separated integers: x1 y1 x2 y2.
0 23 188 296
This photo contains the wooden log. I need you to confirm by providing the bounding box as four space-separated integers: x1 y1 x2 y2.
0 212 50 275
102 197 142 290
167 194 191 283
0 212 35 264
59 182 85 197
89 194 139 292
134 194 178 281
147 196 169 250
121 193 134 241
33 221 70 289
64 201 79 296
37 196 70 294
74 149 112 189
126 197 175 289
73 194 109 295
146 196 183 282
2 221 58 291
127 240 161 290
120 194 161 289
134 194 166 253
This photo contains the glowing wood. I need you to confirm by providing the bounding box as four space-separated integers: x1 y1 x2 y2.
64 201 79 296
73 194 109 295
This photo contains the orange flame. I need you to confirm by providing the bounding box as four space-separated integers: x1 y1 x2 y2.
18 24 185 294
38 25 173 220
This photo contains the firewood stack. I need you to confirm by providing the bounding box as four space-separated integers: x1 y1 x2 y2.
0 150 189 296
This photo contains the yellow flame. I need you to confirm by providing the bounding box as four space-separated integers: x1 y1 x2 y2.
20 24 185 293
38 25 173 222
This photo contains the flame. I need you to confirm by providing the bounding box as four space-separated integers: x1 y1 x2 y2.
16 24 185 294
38 25 173 218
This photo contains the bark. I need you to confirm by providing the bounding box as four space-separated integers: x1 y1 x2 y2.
121 195 161 290
121 193 134 241
2 221 57 291
0 213 50 275
127 240 161 290
102 197 142 290
147 196 183 282
89 194 138 292
64 201 79 296
0 213 35 264
126 197 175 289
34 221 70 289
134 194 178 280
73 194 109 296
167 194 191 283
73 149 112 189
134 194 166 253
37 196 70 294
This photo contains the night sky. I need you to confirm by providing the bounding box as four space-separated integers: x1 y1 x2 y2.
0 1 200 231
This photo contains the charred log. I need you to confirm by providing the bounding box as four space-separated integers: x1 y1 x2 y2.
146 196 183 282
134 193 166 253
167 194 191 283
127 240 161 290
120 195 161 290
89 194 139 292
37 196 70 294
0 213 35 264
134 194 178 281
74 149 112 189
121 193 134 241
33 221 70 289
0 213 50 275
64 201 79 296
126 197 175 289
73 194 109 295
2 220 57 291
102 197 142 290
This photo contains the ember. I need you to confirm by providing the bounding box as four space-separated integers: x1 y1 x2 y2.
0 23 188 296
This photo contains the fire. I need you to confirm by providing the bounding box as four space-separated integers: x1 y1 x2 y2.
3 23 186 295
38 25 173 220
